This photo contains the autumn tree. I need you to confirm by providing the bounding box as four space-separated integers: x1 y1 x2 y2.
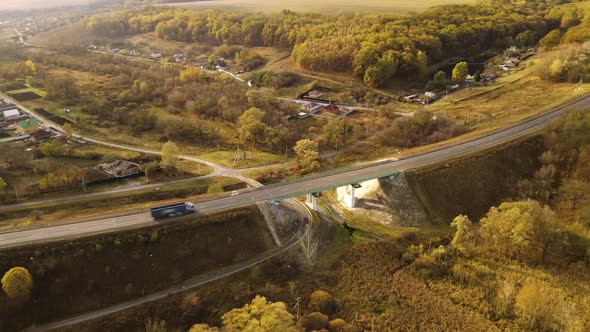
559 179 589 208
429 70 449 89
161 141 180 168
451 61 469 83
450 214 472 253
237 107 267 147
539 29 561 50
221 295 297 332
24 60 36 75
310 290 337 315
479 200 563 264
180 67 205 82
294 139 320 174
303 312 329 331
1 267 33 300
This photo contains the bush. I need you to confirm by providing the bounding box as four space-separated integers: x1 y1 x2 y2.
310 290 337 315
402 244 424 265
1 267 33 299
378 110 464 148
303 312 329 331
328 319 352 332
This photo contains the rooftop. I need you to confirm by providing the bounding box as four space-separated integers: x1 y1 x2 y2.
18 118 39 129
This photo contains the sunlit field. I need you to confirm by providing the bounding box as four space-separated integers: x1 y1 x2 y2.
163 0 475 13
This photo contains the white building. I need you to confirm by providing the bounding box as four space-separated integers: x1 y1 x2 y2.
2 109 20 121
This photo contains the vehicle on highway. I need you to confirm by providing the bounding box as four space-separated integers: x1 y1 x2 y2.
231 190 240 196
150 202 195 220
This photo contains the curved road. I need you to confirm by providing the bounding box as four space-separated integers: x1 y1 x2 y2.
24 199 312 332
1 95 589 248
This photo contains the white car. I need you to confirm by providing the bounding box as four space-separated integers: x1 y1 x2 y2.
231 190 239 196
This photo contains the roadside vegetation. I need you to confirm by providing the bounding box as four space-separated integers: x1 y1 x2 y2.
0 176 244 231
0 141 212 204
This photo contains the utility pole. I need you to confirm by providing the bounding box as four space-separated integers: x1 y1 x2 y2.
292 297 302 320
82 175 87 191
14 185 19 200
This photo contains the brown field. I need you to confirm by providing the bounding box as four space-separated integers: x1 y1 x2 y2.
28 23 97 46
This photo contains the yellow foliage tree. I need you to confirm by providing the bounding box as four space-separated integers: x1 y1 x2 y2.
450 214 472 252
1 267 33 299
25 60 36 75
294 139 320 174
221 295 297 332
161 141 180 168
180 67 205 82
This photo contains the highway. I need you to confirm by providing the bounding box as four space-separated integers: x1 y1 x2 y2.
24 199 312 332
0 94 589 248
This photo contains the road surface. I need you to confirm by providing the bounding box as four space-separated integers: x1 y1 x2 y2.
24 199 312 332
1 94 588 248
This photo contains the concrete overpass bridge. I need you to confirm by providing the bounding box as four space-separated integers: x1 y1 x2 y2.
0 94 589 248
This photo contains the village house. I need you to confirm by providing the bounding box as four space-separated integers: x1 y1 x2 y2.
17 118 40 135
321 104 341 115
2 109 20 122
129 50 140 56
303 102 323 113
465 74 475 83
173 53 187 62
97 160 140 177
151 51 162 59
30 128 52 142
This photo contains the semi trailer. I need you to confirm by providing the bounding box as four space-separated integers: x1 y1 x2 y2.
150 202 195 220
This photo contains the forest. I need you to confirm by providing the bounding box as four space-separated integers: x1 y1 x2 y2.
80 0 588 87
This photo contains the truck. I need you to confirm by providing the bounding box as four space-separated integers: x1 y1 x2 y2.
150 202 195 220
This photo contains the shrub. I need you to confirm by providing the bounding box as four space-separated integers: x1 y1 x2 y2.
303 312 329 331
150 231 159 241
310 290 337 315
402 244 424 265
1 267 33 299
328 318 352 332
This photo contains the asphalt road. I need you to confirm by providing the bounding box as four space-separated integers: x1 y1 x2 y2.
23 199 312 332
1 94 588 248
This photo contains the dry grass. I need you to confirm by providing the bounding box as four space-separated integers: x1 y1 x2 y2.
28 23 97 46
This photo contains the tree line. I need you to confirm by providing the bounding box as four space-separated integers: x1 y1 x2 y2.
82 0 574 87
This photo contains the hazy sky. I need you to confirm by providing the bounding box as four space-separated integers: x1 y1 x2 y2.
0 0 90 11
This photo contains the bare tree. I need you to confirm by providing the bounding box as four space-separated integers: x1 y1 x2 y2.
300 226 318 267
145 318 167 332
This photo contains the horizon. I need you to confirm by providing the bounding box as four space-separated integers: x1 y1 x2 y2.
0 0 91 11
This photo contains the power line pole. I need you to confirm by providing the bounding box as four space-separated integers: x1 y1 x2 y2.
292 297 302 320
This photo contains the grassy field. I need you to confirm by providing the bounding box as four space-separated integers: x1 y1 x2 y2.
28 23 97 46
163 0 475 14
197 149 288 168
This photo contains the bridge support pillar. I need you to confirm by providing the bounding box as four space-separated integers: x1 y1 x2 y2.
344 183 361 208
306 193 320 211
